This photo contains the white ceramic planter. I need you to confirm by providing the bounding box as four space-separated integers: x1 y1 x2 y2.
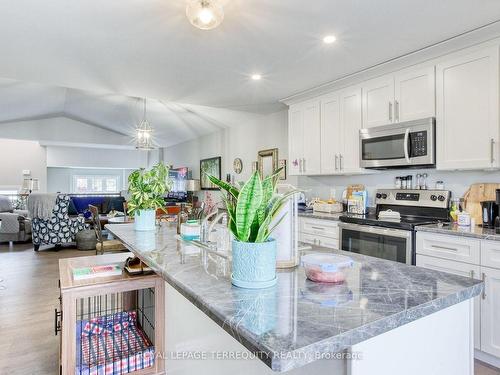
134 209 156 231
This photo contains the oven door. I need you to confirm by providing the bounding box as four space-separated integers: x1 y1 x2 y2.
339 222 412 265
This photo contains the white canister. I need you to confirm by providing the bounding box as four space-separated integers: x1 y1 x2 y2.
457 212 471 227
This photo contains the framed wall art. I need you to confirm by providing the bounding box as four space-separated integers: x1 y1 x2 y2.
200 156 222 190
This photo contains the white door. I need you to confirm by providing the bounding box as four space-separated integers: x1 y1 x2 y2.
481 266 500 357
302 101 321 175
416 254 481 350
339 87 363 173
436 46 499 170
394 65 435 122
288 106 304 175
362 75 395 128
320 93 341 174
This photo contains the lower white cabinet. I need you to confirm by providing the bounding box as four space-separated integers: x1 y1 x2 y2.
416 232 500 360
416 254 481 349
299 217 339 250
481 266 500 358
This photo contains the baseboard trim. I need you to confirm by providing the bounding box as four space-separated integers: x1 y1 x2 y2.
475 350 500 369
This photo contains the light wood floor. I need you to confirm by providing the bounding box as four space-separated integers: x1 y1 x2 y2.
0 242 499 375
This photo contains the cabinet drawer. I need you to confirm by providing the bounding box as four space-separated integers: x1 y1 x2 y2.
300 218 339 238
416 232 480 264
300 233 338 250
482 241 500 269
416 254 481 350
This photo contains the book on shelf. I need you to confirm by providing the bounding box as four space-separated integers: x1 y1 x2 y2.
72 264 123 280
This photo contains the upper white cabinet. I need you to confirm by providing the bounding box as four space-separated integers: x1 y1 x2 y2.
436 46 500 170
362 65 436 128
394 66 436 122
320 86 363 175
338 87 363 173
288 100 321 176
362 76 395 128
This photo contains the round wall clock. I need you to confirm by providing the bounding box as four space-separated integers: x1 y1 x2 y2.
233 158 243 174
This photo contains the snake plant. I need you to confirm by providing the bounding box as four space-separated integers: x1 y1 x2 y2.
207 168 298 243
127 162 172 216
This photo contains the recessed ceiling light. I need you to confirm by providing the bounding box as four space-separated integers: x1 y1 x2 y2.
251 74 262 81
323 35 337 44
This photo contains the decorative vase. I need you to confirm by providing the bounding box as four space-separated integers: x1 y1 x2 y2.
231 238 277 289
134 209 156 231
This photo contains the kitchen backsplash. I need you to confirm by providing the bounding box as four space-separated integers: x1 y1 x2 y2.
297 169 500 207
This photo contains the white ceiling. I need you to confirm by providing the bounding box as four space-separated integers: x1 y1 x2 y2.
0 0 499 113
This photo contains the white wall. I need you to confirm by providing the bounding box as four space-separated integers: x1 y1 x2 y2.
0 138 47 192
46 146 148 169
163 110 297 184
47 167 134 193
298 169 500 206
0 116 132 146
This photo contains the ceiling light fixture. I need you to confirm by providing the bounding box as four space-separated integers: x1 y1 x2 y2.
323 35 337 44
251 74 262 81
186 0 224 30
136 98 155 150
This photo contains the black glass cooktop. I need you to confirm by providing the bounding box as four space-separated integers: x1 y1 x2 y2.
339 213 443 231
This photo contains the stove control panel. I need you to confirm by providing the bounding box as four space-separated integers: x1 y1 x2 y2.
375 189 451 209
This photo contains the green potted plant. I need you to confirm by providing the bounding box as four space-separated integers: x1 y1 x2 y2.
208 168 297 289
127 162 172 231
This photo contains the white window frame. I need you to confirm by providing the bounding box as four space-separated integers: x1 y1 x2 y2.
71 175 120 194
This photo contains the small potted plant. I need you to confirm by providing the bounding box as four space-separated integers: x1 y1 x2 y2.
208 168 297 289
127 162 172 231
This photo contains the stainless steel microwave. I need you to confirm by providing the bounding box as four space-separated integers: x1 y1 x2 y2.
359 117 435 169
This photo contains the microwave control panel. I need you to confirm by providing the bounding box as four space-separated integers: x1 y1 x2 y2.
410 131 427 157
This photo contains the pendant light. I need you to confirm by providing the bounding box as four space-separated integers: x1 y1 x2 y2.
186 0 224 30
136 98 154 150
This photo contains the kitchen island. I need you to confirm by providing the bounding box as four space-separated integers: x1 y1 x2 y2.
106 223 483 375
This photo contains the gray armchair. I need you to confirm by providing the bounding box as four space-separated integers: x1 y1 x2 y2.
0 196 32 243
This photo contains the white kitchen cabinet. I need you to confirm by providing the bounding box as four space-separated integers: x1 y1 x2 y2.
362 75 394 128
302 102 321 175
320 87 363 175
288 106 303 176
436 46 500 170
320 93 341 174
482 241 500 270
338 87 363 173
481 266 500 358
288 101 321 175
416 232 481 265
394 66 435 122
416 254 481 350
362 65 435 128
299 217 339 250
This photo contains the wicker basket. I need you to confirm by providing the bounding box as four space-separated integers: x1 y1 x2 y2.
76 229 97 250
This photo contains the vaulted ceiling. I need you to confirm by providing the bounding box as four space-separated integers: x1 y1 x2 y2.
0 0 499 115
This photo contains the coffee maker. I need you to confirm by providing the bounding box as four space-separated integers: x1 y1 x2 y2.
481 191 500 228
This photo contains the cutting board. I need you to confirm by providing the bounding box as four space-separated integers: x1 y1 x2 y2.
463 183 500 224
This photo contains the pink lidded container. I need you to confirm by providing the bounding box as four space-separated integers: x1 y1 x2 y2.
301 254 354 283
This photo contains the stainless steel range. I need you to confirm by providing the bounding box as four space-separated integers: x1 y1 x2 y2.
339 189 451 265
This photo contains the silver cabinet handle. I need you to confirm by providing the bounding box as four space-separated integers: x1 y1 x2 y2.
311 226 325 231
430 244 458 252
491 138 495 164
298 159 302 173
302 158 306 173
395 100 399 122
335 154 339 171
482 272 486 300
470 270 475 278
339 154 343 171
389 102 393 122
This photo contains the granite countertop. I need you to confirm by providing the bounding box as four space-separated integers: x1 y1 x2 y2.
106 223 482 373
298 211 343 221
416 223 500 241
